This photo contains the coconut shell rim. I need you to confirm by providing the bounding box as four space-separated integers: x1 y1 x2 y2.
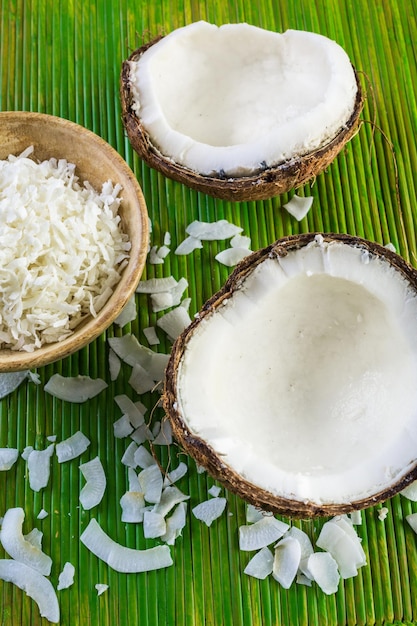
163 233 417 518
120 37 365 201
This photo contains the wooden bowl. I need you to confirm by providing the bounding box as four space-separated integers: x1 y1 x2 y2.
0 111 149 372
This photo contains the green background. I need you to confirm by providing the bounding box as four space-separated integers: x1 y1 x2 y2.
1 0 417 624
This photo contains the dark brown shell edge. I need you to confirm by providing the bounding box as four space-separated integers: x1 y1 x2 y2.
120 41 365 202
163 233 417 518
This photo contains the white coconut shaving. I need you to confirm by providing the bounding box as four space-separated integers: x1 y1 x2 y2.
244 546 274 579
0 448 19 471
120 491 146 523
239 516 289 551
282 194 314 220
0 149 130 352
192 497 227 527
114 296 137 327
55 431 90 463
0 372 29 398
161 502 187 545
215 247 252 267
0 559 60 623
272 536 301 589
79 456 107 510
44 374 107 403
0 507 52 576
27 444 55 492
175 236 203 255
57 562 75 591
156 306 192 341
80 518 173 573
95 583 109 596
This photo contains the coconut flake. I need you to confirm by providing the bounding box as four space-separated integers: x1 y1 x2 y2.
153 485 190 517
114 295 137 327
37 509 49 520
163 461 188 487
127 467 142 492
239 516 289 551
246 504 269 524
57 562 75 590
0 507 52 575
55 431 90 463
143 326 160 346
108 348 121 381
208 484 222 498
175 236 203 255
113 414 135 438
79 456 106 510
80 518 173 573
272 536 301 589
406 512 417 534
120 491 146 523
114 394 146 428
108 335 169 380
95 583 109 596
185 220 243 241
400 480 417 501
136 277 178 294
44 374 107 402
192 497 227 526
128 362 156 394
349 510 362 525
130 423 154 444
148 245 165 264
285 526 314 578
378 507 389 521
306 552 340 594
150 291 174 312
230 234 251 249
27 444 55 491
121 441 139 468
244 546 274 579
138 464 163 503
0 372 28 399
282 194 314 221
0 559 60 623
143 511 166 538
24 528 43 550
21 446 34 461
215 247 252 267
156 306 192 341
161 502 187 545
133 445 157 469
0 448 19 471
316 518 365 578
152 418 173 445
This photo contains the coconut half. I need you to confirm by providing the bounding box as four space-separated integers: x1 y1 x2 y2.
164 233 417 517
121 22 363 201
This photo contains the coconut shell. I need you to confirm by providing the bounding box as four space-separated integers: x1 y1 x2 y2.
120 40 364 202
163 233 417 518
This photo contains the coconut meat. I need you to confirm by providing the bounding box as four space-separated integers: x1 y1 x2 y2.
128 21 358 176
176 238 417 505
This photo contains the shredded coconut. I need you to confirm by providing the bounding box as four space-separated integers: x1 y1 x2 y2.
0 148 130 352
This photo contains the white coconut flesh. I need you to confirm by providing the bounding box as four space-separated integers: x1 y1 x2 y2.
174 237 417 506
128 21 358 177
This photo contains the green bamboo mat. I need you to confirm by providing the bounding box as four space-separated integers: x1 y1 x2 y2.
1 0 417 624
